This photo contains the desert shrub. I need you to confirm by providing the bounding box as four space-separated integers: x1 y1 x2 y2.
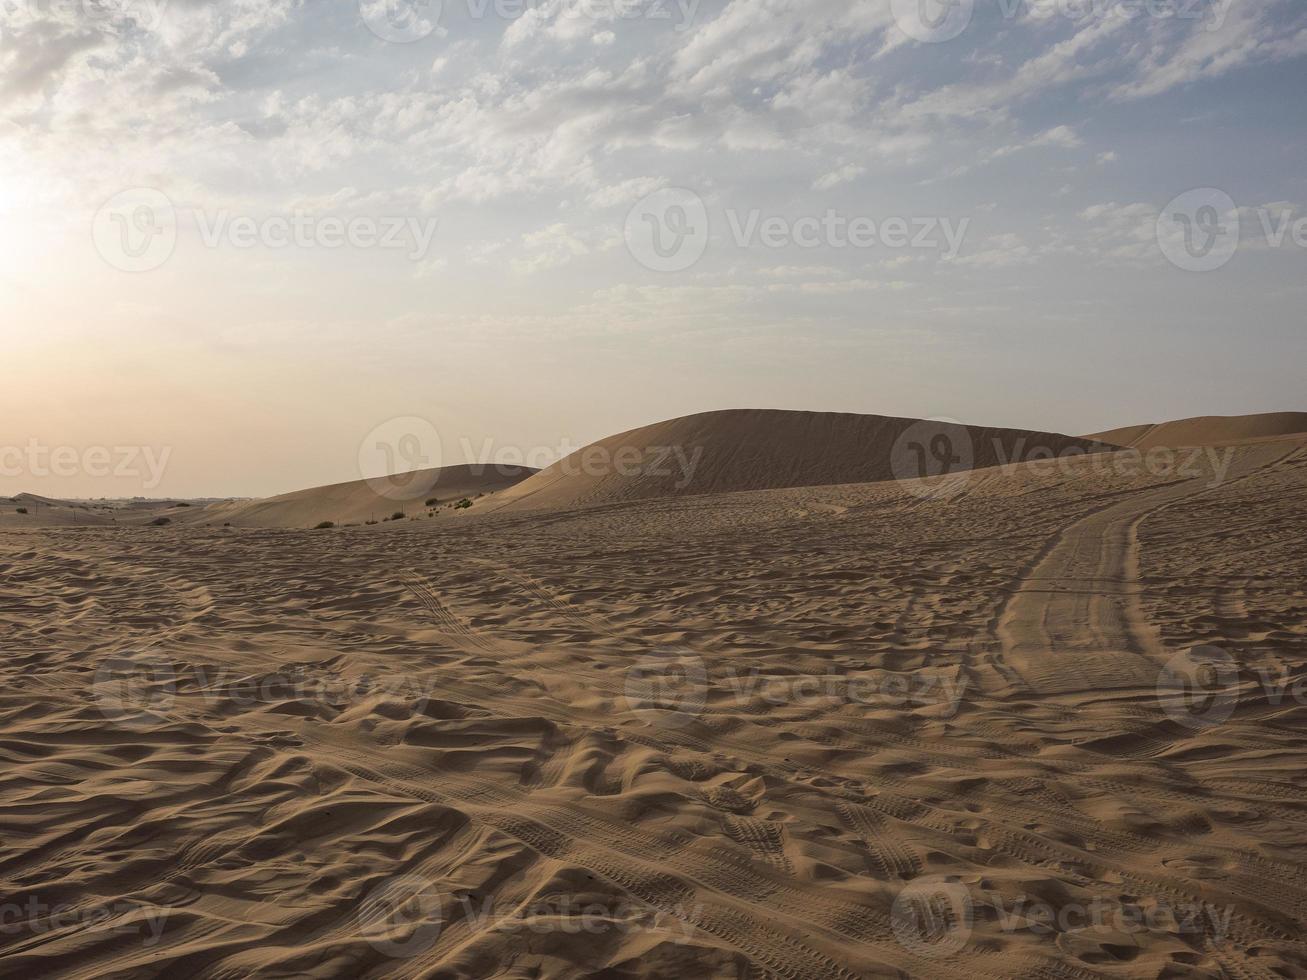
391 511 404 520
315 521 335 529
425 497 440 506
150 516 171 526
16 507 28 514
175 502 191 508
455 498 472 509
365 519 378 525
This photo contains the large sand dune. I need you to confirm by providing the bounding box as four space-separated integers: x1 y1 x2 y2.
194 463 536 528
1085 411 1307 449
494 408 1117 511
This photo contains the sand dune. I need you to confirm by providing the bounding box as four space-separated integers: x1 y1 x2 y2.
0 493 117 527
192 463 536 528
5 422 1307 978
1085 411 1307 449
494 408 1117 512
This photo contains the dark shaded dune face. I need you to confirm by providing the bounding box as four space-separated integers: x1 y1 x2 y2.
1085 412 1307 450
495 409 1117 512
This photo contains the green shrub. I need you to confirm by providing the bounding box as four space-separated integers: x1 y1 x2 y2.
455 498 472 510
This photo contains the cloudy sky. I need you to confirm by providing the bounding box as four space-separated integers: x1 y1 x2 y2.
2 0 1305 496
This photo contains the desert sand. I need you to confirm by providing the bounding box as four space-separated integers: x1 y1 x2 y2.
3 410 1307 978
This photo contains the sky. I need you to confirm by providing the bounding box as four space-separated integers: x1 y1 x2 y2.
1 0 1305 497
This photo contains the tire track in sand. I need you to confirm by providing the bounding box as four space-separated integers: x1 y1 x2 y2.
996 442 1300 694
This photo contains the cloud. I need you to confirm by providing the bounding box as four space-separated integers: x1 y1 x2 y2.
813 163 865 191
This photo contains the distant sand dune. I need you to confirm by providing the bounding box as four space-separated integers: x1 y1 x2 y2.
194 463 535 528
1085 411 1307 449
493 408 1117 512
